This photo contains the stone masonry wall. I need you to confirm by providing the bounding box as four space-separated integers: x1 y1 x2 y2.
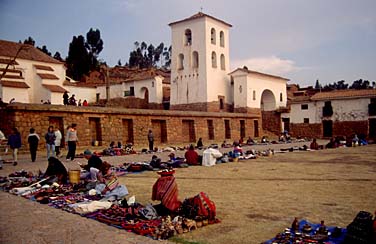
0 104 261 150
262 111 281 135
289 123 322 138
333 120 368 138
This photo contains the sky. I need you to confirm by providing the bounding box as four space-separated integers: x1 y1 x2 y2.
0 0 375 87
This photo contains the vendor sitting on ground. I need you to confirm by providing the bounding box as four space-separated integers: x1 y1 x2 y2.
150 155 167 169
196 137 204 149
246 136 254 145
44 156 68 184
167 153 187 168
233 141 243 157
80 149 103 181
310 138 320 150
184 144 200 165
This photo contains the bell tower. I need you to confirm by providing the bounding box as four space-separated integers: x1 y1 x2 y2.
169 12 232 112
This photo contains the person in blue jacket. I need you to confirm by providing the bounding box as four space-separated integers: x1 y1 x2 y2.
7 127 21 166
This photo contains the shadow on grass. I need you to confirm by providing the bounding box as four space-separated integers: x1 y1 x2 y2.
170 237 208 244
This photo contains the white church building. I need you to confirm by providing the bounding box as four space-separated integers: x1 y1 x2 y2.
168 12 288 114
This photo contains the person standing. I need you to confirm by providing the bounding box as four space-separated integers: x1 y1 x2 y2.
63 91 69 105
66 123 78 161
0 129 6 169
45 126 56 159
147 129 154 151
54 127 62 157
27 128 40 162
7 127 21 166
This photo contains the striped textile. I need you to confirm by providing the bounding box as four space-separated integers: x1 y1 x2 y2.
152 176 181 211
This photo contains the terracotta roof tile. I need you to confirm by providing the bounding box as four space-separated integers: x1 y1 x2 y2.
37 73 59 80
34 64 54 71
42 84 67 93
0 39 62 64
169 12 232 27
289 96 311 103
0 68 22 75
311 89 376 100
0 80 29 88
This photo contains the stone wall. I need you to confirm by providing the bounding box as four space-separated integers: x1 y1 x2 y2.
262 111 281 135
0 104 261 150
289 123 321 138
333 120 368 138
289 121 369 139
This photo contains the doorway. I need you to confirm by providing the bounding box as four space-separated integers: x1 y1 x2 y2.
323 120 333 138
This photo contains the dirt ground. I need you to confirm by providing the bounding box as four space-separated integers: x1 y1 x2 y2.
1 140 375 244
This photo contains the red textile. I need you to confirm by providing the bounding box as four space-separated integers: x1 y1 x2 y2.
152 176 181 211
185 150 199 165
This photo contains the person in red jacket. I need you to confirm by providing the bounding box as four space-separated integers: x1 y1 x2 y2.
184 144 200 165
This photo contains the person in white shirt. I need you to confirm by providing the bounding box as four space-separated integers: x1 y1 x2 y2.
54 128 62 157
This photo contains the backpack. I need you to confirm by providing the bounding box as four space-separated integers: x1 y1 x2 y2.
180 192 216 220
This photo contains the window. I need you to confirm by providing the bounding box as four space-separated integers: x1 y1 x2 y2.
207 120 214 140
280 93 283 102
220 54 225 70
253 90 256 100
130 86 135 96
211 51 217 68
304 118 309 123
224 120 231 139
301 104 308 110
240 120 245 138
219 98 224 109
185 29 192 45
192 51 199 68
178 53 184 70
211 28 216 44
220 31 225 47
96 93 100 102
323 101 333 117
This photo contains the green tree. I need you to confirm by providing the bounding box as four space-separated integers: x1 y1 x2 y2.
37 45 51 56
128 41 168 68
314 79 321 89
66 35 90 80
162 45 171 68
23 36 35 46
85 28 104 70
323 80 348 90
350 79 373 89
53 51 63 61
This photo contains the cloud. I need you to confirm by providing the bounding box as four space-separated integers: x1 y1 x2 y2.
231 56 302 76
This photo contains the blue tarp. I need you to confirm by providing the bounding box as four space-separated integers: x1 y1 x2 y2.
264 219 347 244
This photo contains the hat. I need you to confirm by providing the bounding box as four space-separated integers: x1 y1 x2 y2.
84 149 92 156
168 152 175 157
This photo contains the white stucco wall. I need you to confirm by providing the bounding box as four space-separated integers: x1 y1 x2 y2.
96 76 163 104
67 86 97 104
2 87 29 103
282 97 372 124
231 70 287 110
282 102 316 123
170 15 231 105
0 56 68 104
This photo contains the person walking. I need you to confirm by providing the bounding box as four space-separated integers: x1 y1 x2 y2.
45 126 56 159
54 127 62 157
66 123 78 161
27 128 40 162
147 129 154 151
7 127 21 166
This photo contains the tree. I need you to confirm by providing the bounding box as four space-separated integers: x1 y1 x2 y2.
117 59 122 66
323 80 348 90
350 79 372 89
85 28 104 70
162 45 171 68
37 45 51 56
66 35 90 80
314 79 321 89
23 37 35 46
53 52 63 61
128 41 168 69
